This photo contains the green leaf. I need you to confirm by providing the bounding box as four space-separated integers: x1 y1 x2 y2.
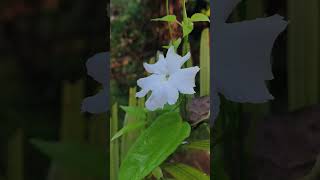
190 13 210 22
118 112 191 180
173 38 182 50
30 139 106 177
184 139 210 151
120 106 147 120
152 167 164 179
111 121 146 141
152 15 177 23
182 19 194 37
163 163 209 180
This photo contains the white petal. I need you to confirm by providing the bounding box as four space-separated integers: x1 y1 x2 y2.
168 66 200 94
145 87 167 111
81 88 108 114
136 89 148 98
164 83 179 105
136 74 165 97
143 53 168 74
165 47 191 74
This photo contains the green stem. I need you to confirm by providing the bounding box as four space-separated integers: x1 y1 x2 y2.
166 0 173 40
182 0 188 20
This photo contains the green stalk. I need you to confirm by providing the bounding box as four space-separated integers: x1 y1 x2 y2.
182 0 187 20
121 87 140 160
110 103 119 180
179 0 193 120
200 28 210 96
59 80 87 180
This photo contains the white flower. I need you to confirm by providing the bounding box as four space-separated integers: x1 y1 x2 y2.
136 46 200 111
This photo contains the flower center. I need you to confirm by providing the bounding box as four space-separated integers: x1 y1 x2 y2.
165 74 170 80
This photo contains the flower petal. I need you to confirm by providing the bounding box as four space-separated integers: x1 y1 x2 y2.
166 46 191 74
136 74 165 97
164 83 179 105
168 66 200 94
143 53 168 74
145 87 167 111
86 52 109 85
81 88 108 113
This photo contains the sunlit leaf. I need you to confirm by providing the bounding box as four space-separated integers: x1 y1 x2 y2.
152 15 177 23
190 13 210 22
182 19 194 37
118 112 191 180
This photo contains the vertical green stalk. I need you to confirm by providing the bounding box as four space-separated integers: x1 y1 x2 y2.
59 80 87 180
200 28 210 96
121 87 140 160
110 103 119 180
288 0 319 110
182 0 187 20
7 128 24 180
60 80 86 142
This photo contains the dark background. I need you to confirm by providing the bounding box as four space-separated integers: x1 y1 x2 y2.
0 0 108 179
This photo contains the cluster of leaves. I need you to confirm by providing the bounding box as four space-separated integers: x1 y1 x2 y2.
152 12 209 49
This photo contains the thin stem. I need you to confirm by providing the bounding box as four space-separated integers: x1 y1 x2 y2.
175 20 183 26
182 0 188 20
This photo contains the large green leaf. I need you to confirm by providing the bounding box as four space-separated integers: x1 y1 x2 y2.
30 139 106 177
111 120 146 141
118 112 191 180
163 163 209 180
